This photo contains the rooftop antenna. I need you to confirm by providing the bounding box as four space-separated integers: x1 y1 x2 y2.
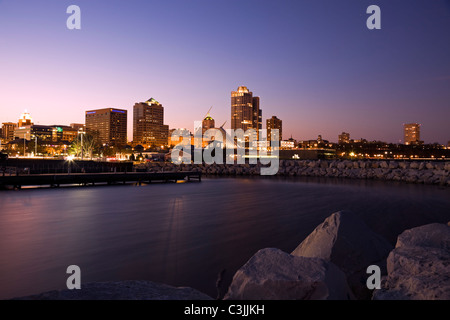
204 106 213 119
220 120 227 129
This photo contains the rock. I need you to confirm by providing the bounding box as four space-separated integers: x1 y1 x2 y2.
373 223 450 300
14 280 213 300
388 161 398 169
398 162 408 169
379 161 389 169
320 161 329 169
445 162 450 171
291 211 393 299
224 248 354 300
395 223 450 249
410 162 419 169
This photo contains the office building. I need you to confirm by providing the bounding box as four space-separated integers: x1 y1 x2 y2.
202 113 215 134
338 132 350 144
85 108 128 146
133 98 169 147
18 111 33 127
2 122 17 142
14 125 54 141
404 123 422 145
70 123 85 132
231 86 262 135
266 116 282 142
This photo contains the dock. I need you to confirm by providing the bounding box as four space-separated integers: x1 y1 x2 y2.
0 171 201 189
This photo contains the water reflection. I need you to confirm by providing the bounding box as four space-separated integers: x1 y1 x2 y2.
0 177 448 299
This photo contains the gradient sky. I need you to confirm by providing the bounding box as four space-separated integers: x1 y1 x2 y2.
0 0 449 144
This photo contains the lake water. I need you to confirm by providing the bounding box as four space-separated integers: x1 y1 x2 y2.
0 176 449 299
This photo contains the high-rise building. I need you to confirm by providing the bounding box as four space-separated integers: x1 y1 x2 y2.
133 98 169 147
338 132 350 144
231 86 262 135
18 110 33 127
85 108 128 146
2 122 17 142
404 123 421 145
266 116 282 142
202 113 215 134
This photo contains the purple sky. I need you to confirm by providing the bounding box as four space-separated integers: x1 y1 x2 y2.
1 0 449 144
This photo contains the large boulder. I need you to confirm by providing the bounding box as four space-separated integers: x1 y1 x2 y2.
224 248 354 300
13 280 213 300
373 223 450 300
291 211 393 299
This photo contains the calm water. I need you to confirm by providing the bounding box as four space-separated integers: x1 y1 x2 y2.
0 177 449 299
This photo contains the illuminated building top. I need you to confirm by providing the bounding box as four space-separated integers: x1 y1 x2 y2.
18 110 33 127
237 86 249 93
146 98 161 106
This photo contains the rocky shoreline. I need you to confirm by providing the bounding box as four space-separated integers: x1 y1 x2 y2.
136 160 450 186
14 211 450 300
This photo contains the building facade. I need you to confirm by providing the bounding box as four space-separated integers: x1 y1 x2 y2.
1 122 17 142
404 123 422 145
231 86 262 135
338 132 350 144
202 113 215 134
14 125 54 141
133 98 169 147
18 111 33 127
85 108 128 146
266 116 282 142
70 123 85 132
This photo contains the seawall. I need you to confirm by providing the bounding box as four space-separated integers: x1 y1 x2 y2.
136 160 450 186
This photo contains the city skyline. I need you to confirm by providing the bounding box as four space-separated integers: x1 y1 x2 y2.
1 1 449 144
0 95 447 145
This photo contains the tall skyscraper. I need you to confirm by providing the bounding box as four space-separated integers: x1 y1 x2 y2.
1 122 17 142
85 108 128 146
404 123 421 145
266 116 282 142
231 86 262 135
133 98 169 147
338 132 350 144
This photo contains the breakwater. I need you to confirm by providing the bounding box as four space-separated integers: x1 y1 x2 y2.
136 160 450 186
